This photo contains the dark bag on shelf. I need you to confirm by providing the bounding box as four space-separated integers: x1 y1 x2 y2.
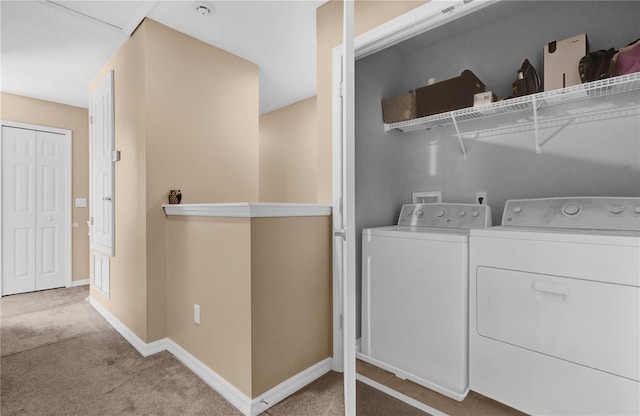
579 48 617 83
415 69 486 117
512 59 541 97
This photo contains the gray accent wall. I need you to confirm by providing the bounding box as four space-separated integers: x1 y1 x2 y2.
355 1 640 336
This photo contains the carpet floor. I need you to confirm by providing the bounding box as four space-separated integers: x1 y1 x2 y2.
1 286 429 416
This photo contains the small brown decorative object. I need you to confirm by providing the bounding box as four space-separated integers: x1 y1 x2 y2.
168 189 182 204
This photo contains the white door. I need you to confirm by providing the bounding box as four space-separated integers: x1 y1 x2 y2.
1 124 71 295
89 70 115 256
335 2 356 414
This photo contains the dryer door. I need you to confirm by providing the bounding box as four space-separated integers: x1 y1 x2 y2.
476 266 640 381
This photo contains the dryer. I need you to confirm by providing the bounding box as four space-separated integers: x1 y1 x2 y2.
360 203 491 401
469 197 640 415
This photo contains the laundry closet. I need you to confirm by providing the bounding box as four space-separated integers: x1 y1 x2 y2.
354 0 640 334
349 0 640 413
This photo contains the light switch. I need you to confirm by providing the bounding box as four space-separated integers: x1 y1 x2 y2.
75 198 87 208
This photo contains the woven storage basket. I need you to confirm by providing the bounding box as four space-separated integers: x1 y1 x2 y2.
381 91 416 123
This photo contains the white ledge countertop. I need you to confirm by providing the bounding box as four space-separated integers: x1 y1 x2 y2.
163 202 332 218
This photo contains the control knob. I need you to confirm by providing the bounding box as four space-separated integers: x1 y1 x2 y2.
471 211 479 217
634 204 640 214
415 209 424 218
434 208 446 218
459 211 466 217
609 205 625 215
513 206 522 214
562 202 581 216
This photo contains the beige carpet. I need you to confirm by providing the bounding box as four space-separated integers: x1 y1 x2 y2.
1 286 429 416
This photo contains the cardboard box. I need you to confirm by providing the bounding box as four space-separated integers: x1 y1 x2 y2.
473 91 498 107
415 70 486 117
381 91 416 123
544 33 589 91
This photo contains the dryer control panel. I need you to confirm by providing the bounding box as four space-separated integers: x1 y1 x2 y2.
398 203 491 229
502 197 640 231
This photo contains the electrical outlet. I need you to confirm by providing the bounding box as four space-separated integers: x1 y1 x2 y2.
194 304 201 325
476 191 487 205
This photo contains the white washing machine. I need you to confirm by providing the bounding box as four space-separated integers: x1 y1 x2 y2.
469 197 640 415
360 203 491 401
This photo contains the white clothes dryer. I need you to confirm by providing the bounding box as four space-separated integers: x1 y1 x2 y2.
360 203 491 401
469 197 640 415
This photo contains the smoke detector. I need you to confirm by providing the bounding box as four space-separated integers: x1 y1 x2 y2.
195 4 213 16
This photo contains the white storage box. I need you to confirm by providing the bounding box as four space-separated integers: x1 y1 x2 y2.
544 33 589 91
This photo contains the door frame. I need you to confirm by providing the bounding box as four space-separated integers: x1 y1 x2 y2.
331 0 499 412
1 120 73 295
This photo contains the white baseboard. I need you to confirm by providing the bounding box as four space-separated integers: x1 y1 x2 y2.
86 296 168 357
69 279 90 287
86 296 332 416
165 339 253 415
250 357 332 416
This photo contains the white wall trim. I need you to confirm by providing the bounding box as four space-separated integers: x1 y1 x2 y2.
163 202 332 218
86 295 332 416
68 279 90 287
250 358 332 416
331 45 344 374
1 120 72 136
356 374 448 416
353 0 497 60
164 339 253 415
86 296 168 357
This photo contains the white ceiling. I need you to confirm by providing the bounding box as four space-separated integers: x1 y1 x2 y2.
1 0 326 114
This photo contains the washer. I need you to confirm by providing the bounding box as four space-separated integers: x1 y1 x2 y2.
469 197 640 415
360 203 491 401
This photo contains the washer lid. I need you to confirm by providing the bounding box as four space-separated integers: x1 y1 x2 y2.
363 226 469 243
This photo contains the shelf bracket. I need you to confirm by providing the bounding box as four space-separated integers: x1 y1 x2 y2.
532 96 541 154
539 118 575 149
450 114 468 160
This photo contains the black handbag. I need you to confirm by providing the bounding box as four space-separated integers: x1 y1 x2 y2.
579 48 617 83
512 59 541 97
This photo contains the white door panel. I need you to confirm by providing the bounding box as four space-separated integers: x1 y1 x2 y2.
89 70 115 257
2 126 37 294
35 131 68 290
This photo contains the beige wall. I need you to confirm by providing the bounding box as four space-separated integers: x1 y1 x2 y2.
166 217 253 396
143 19 259 341
89 18 259 343
0 93 90 283
316 0 427 202
259 96 317 203
166 215 332 398
90 23 148 339
251 216 332 396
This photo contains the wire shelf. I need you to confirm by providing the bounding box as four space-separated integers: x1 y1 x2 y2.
384 72 640 133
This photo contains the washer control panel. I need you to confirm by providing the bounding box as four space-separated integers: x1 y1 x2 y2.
398 203 491 229
502 197 640 231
